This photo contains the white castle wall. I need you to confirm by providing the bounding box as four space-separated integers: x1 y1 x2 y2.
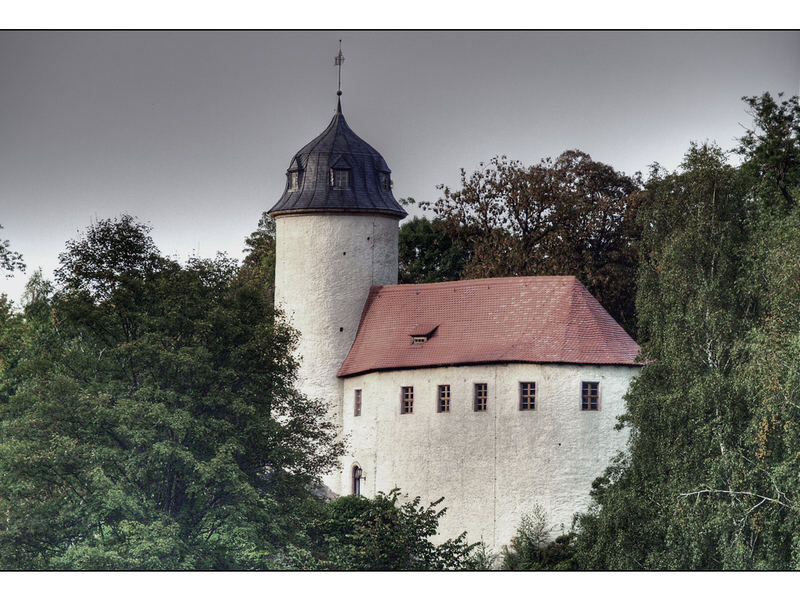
273 212 399 493
339 362 638 551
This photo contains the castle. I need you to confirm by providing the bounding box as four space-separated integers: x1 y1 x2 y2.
268 94 641 550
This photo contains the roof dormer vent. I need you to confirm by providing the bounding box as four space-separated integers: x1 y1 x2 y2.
409 324 438 346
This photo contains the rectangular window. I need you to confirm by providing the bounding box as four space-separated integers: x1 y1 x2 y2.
331 168 349 189
290 171 301 191
437 385 450 413
474 383 488 412
354 389 362 417
581 381 599 411
401 386 414 414
520 382 536 410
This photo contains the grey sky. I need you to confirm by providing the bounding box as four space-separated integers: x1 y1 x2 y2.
2 31 799 304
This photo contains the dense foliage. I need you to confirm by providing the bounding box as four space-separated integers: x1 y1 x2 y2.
0 224 25 277
286 490 476 570
398 216 472 284
500 505 576 570
420 151 643 332
0 216 342 569
239 212 277 307
572 93 800 569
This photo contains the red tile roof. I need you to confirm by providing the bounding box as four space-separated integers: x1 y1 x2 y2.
338 276 642 377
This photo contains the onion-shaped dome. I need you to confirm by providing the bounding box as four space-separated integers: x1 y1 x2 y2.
268 98 407 218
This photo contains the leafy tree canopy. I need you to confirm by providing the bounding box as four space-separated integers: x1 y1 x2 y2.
0 224 25 278
398 216 472 284
501 505 576 570
0 215 343 569
286 489 476 570
738 92 800 209
420 151 643 332
572 94 800 569
240 212 277 307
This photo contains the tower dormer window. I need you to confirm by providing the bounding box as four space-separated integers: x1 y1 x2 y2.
288 170 302 191
379 171 390 191
330 168 350 189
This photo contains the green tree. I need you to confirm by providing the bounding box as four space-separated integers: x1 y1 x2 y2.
422 151 642 332
0 215 343 569
726 93 800 568
571 95 800 567
738 92 800 209
0 294 26 398
501 505 550 570
462 539 498 570
0 224 25 277
500 505 576 570
288 489 475 570
573 143 754 569
398 216 472 284
240 212 277 307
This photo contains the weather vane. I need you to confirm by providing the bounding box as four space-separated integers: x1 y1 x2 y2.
335 40 344 96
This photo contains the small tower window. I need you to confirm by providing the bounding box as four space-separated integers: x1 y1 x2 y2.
352 465 362 496
354 389 362 417
288 170 302 191
379 171 390 191
330 168 350 189
411 336 427 345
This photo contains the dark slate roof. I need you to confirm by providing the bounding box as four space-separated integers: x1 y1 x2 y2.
268 98 408 218
338 276 642 377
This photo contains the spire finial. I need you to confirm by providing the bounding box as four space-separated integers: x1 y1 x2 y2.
334 40 344 97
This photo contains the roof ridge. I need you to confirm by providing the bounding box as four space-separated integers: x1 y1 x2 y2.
374 275 579 293
300 110 340 157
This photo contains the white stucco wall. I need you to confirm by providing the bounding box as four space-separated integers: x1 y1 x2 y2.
273 212 399 490
339 363 638 551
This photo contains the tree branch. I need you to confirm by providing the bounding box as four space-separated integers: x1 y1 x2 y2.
679 489 795 511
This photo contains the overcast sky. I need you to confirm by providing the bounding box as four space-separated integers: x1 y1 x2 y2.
1 30 799 305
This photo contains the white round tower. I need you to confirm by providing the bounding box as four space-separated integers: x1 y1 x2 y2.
268 96 406 494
